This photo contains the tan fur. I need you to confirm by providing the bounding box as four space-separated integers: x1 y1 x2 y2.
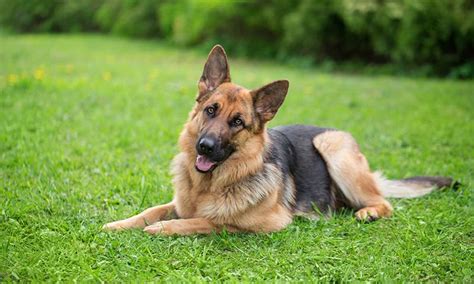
102 46 387 234
102 202 176 231
104 82 293 235
143 218 222 236
313 131 393 220
169 82 293 233
373 171 438 198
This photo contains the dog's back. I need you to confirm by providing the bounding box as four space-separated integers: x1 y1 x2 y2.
268 125 335 215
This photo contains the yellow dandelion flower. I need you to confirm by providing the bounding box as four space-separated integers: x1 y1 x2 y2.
7 74 19 85
102 72 111 81
34 68 45 80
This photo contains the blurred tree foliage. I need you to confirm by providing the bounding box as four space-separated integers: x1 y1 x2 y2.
0 0 472 78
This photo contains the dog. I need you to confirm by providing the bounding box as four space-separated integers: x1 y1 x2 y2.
103 45 453 235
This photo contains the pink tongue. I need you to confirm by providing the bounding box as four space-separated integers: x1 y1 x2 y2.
196 155 216 172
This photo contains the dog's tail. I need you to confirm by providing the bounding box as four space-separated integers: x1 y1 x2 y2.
373 171 455 198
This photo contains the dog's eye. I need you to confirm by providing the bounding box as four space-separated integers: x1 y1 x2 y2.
205 106 215 117
232 118 243 127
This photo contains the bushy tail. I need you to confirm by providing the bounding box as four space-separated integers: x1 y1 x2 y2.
373 171 454 198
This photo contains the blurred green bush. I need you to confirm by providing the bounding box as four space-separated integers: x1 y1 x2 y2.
0 0 472 78
96 0 160 37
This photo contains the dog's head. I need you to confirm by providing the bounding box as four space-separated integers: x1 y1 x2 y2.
188 45 289 173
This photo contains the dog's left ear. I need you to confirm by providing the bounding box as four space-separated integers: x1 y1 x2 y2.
197 45 231 102
252 80 289 123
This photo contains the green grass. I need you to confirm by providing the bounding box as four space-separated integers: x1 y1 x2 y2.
1 34 473 282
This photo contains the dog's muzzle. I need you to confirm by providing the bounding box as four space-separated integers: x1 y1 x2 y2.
195 135 234 173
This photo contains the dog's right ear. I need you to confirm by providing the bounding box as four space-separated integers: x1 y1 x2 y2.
197 45 231 102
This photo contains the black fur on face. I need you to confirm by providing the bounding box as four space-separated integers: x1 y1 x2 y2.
196 132 235 163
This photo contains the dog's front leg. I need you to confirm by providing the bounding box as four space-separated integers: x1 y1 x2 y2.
143 218 238 236
103 202 176 231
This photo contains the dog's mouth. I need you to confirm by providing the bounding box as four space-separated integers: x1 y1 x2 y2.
195 155 217 173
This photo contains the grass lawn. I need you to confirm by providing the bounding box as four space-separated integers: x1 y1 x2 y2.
1 34 473 282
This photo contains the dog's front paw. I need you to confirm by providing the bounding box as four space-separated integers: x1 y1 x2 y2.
102 220 129 231
144 221 178 236
143 222 166 235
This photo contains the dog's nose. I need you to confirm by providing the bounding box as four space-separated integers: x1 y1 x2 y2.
198 137 216 155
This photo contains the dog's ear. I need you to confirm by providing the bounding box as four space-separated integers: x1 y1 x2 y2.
252 80 289 123
197 45 231 102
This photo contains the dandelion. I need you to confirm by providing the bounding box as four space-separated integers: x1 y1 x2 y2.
102 71 111 81
7 74 19 85
34 68 45 80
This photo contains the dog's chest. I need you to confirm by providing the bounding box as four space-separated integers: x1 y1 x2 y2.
175 186 249 223
172 153 284 224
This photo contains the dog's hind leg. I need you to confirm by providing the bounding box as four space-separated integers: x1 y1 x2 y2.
313 131 392 221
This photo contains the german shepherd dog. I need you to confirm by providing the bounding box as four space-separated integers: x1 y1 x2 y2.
103 45 452 235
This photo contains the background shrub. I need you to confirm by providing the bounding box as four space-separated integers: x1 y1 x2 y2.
51 0 104 32
95 0 161 37
283 0 351 61
0 0 60 32
0 0 472 78
394 0 474 77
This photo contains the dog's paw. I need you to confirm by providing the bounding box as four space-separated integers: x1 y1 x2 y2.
143 223 166 235
355 207 379 222
144 221 178 235
102 220 128 231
